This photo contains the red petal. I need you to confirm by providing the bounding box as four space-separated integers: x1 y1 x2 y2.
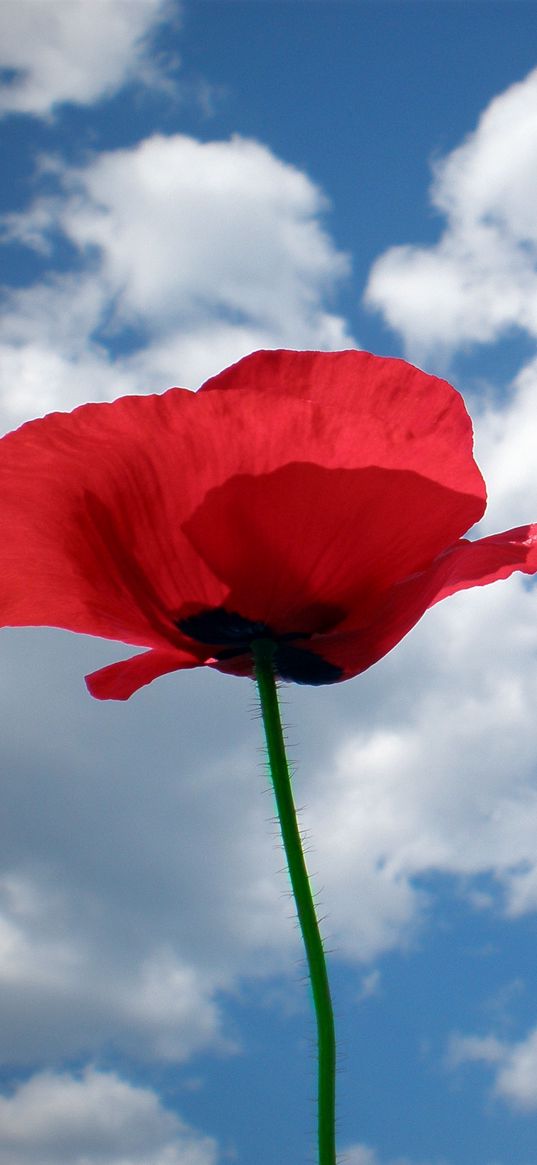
200 349 484 503
319 524 537 679
0 390 206 647
86 646 202 701
431 525 537 603
181 463 484 634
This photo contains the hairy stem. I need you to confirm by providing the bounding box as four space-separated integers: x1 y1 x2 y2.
253 638 336 1165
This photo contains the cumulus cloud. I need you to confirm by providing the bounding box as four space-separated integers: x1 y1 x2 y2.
472 356 537 536
0 0 174 118
364 67 537 358
343 1148 380 1165
0 132 352 427
0 628 298 1065
0 276 131 422
0 1067 217 1165
342 1144 446 1165
54 134 349 334
495 1029 537 1110
448 1025 537 1112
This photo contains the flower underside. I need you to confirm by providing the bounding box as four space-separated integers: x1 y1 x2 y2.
178 607 343 684
0 347 536 701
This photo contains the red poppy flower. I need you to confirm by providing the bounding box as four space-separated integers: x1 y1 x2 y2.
0 349 535 700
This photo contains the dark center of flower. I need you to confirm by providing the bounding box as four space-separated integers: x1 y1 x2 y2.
177 607 342 685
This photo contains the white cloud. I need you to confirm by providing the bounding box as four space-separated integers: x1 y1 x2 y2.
343 1144 446 1165
448 1025 537 1112
0 1067 217 1165
364 67 537 358
0 132 352 427
447 1033 504 1070
472 356 537 536
357 969 381 1001
495 1029 537 1110
0 628 299 1065
0 0 174 118
0 275 134 422
56 134 349 334
343 1148 380 1165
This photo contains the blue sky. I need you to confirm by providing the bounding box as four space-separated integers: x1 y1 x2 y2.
2 3 537 1164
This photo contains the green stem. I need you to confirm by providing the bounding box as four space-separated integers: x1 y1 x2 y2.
253 638 336 1165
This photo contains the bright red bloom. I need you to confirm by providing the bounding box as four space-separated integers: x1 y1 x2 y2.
0 349 535 700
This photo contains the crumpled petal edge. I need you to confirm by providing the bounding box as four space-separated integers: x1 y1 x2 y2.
317 523 537 681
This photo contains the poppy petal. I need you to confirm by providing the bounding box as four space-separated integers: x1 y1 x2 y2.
318 524 537 680
430 525 537 604
200 349 484 504
86 646 203 701
180 463 484 635
0 390 205 647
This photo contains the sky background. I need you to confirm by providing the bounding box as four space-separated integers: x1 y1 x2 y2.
2 2 537 1163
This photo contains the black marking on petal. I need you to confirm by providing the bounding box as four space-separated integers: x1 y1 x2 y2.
275 644 343 686
178 607 270 645
177 605 343 685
